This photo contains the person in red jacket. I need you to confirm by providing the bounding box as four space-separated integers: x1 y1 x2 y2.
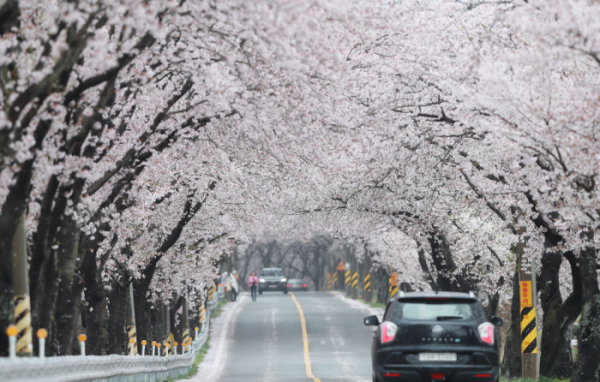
248 271 258 301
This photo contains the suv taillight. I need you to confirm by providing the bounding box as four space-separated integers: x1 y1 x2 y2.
380 321 397 344
478 322 494 345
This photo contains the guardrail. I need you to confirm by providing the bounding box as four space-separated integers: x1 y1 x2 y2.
0 296 221 382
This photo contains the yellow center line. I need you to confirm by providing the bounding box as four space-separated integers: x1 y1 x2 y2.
290 292 322 382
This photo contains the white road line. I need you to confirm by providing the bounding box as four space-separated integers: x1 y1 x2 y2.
202 295 246 381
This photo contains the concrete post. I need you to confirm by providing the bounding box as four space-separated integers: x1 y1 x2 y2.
182 296 190 348
345 246 352 297
363 255 373 303
162 303 170 355
226 255 232 301
517 224 538 380
127 282 137 355
12 215 32 356
351 256 358 299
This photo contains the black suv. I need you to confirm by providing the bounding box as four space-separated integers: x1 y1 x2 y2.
258 268 288 294
364 291 503 382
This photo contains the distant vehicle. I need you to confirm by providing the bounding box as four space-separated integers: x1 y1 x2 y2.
286 279 308 291
258 268 288 294
364 291 503 382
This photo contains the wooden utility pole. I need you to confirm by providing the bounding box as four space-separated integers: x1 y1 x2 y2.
517 224 538 380
12 215 32 356
363 255 373 303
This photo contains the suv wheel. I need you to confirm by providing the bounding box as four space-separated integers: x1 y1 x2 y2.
372 372 379 382
283 289 288 294
259 290 262 295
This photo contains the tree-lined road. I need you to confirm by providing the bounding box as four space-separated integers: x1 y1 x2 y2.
195 292 377 382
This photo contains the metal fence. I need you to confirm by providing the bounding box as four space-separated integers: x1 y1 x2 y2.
0 295 222 382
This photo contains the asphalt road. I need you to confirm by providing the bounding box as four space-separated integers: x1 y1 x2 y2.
193 291 380 382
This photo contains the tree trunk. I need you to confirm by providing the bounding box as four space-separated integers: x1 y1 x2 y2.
538 251 582 379
501 268 522 378
427 232 471 293
53 209 83 355
417 241 437 291
572 229 600 382
29 175 59 345
79 234 110 355
107 280 129 355
0 159 40 356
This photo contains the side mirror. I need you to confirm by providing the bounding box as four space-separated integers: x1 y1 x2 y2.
364 315 380 326
491 316 504 328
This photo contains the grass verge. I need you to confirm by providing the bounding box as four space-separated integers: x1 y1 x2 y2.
165 336 211 381
210 298 227 319
359 298 386 309
167 298 228 381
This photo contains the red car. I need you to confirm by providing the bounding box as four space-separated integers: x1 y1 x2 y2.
286 279 308 291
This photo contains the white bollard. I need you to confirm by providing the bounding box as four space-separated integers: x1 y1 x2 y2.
174 342 178 356
37 329 48 359
7 325 17 359
78 334 87 356
195 327 199 340
152 341 156 356
142 340 147 356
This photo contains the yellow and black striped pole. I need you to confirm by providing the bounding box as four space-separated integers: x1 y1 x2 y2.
350 257 358 299
327 273 331 291
389 272 399 298
363 255 373 303
13 215 32 356
200 305 207 333
14 295 32 355
364 273 371 293
516 217 538 380
127 283 137 355
127 325 138 355
519 278 538 378
208 285 215 301
163 303 171 356
345 269 351 297
182 297 190 350
521 306 537 354
332 272 338 290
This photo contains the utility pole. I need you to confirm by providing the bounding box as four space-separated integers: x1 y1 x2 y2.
333 256 342 290
226 254 232 301
182 295 190 347
351 255 358 299
126 282 137 355
517 223 538 380
344 246 352 298
162 303 171 355
12 215 32 356
363 254 372 303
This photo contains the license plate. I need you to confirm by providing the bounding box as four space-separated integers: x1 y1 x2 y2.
419 353 457 362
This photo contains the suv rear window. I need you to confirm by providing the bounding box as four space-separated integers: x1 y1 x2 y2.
389 299 480 321
260 269 284 276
